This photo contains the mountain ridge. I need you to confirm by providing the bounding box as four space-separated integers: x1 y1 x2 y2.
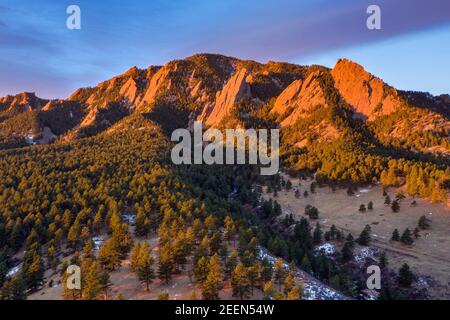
0 53 449 157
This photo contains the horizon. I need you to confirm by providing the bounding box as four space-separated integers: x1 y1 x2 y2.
1 0 450 98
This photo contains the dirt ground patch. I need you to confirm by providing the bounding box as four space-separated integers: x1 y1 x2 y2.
262 174 450 299
28 234 264 300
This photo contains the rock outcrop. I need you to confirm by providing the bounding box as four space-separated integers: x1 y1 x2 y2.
331 59 402 119
271 71 327 127
200 68 252 126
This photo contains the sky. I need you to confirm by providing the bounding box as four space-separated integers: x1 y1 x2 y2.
1 0 450 99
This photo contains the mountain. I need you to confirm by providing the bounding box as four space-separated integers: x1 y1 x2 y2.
0 53 448 202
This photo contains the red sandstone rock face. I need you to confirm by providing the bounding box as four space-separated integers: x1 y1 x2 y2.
271 71 327 127
331 59 402 120
0 92 48 112
200 68 251 126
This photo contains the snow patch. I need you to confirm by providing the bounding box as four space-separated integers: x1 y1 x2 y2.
314 243 336 256
6 265 20 279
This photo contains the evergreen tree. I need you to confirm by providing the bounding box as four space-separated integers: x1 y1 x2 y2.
98 238 121 271
137 244 155 291
398 263 414 287
367 201 374 210
273 258 286 289
99 271 112 299
400 228 414 245
231 263 250 300
418 215 431 230
194 256 210 283
313 223 322 244
287 284 302 300
158 244 175 284
341 241 353 262
263 281 274 300
283 273 294 294
130 241 142 272
391 229 400 241
357 225 371 246
300 255 312 273
82 261 102 300
391 200 400 213
201 254 223 300
379 252 388 269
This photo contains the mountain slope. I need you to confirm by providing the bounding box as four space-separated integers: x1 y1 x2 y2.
0 53 448 202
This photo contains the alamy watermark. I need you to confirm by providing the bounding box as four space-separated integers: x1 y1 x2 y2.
171 121 279 175
367 5 381 30
66 5 81 30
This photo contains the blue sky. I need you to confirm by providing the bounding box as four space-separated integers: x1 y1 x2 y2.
1 0 449 98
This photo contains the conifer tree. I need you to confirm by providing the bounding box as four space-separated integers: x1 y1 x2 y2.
201 254 223 300
98 238 121 271
391 229 400 241
313 223 322 244
137 245 155 291
287 284 302 300
398 263 414 287
400 228 414 245
194 256 210 283
418 215 431 229
391 200 400 212
357 225 371 246
158 244 175 284
231 262 250 300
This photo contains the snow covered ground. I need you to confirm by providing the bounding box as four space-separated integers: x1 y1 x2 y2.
314 243 336 256
258 247 348 300
354 247 379 264
6 265 20 279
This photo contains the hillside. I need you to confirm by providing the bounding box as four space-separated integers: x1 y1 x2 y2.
0 54 449 301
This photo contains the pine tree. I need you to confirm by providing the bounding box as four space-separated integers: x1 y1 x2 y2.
367 201 374 210
391 229 400 241
391 200 400 213
418 215 431 229
194 256 210 283
201 254 223 300
287 284 302 300
22 251 45 291
137 243 155 291
384 195 391 205
99 271 112 299
224 251 238 279
341 241 353 262
130 241 142 272
247 263 262 295
283 273 294 294
379 252 388 269
98 238 121 271
398 263 414 287
82 261 102 300
359 204 366 212
158 244 175 284
357 225 371 246
313 223 322 244
400 228 414 245
273 258 286 289
263 281 274 300
231 263 250 300
300 255 312 273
